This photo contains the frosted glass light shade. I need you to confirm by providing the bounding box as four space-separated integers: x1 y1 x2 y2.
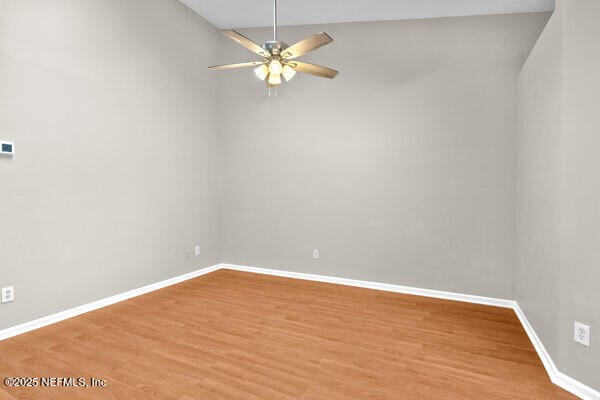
254 64 269 81
268 73 282 86
282 65 296 81
269 60 283 75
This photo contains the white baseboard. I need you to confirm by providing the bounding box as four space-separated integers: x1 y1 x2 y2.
220 263 516 309
1 262 597 399
513 303 599 399
512 303 559 380
554 370 600 400
0 264 221 341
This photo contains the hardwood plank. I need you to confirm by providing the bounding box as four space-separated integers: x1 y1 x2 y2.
0 270 576 399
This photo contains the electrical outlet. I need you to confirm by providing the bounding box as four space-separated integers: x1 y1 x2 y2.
574 322 591 347
313 249 320 259
194 246 201 256
1 286 15 304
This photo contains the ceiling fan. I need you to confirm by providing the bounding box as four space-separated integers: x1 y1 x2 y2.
208 0 339 89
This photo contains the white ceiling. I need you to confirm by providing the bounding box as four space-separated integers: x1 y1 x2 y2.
179 0 554 29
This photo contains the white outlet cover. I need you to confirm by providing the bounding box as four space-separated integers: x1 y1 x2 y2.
574 321 591 347
194 246 201 256
313 249 320 259
1 286 15 304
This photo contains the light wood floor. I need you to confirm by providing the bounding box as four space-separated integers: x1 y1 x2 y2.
0 269 576 399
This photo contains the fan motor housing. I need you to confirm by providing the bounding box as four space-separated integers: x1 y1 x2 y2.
262 41 289 56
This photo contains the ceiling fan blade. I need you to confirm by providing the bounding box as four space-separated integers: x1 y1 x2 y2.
222 30 270 58
288 61 339 79
281 32 333 60
208 61 266 70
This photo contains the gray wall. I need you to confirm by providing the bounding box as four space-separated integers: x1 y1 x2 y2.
0 0 223 329
219 13 549 299
517 0 600 390
516 6 563 366
559 0 600 388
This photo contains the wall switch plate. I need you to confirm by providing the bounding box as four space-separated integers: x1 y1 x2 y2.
574 322 591 347
0 141 15 156
1 286 15 304
194 246 201 256
313 249 320 259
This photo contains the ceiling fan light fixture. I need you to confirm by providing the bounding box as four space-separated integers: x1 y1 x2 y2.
254 64 269 81
282 64 296 81
208 0 338 89
268 73 282 86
